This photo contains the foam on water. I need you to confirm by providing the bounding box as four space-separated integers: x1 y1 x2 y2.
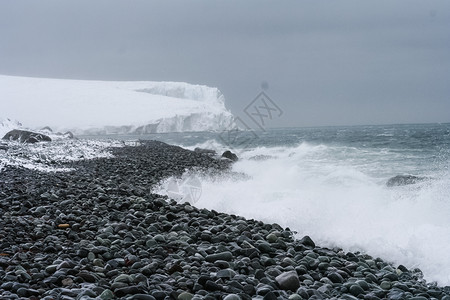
157 141 450 285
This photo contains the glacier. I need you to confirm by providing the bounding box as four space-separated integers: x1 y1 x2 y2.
0 75 235 135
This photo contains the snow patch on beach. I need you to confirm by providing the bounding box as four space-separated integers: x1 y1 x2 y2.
0 139 124 173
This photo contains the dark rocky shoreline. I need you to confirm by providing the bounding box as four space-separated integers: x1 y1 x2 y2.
0 140 449 300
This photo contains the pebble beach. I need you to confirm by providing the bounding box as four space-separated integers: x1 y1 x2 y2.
1 140 449 300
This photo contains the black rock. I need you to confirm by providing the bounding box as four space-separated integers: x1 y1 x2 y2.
328 272 344 284
386 175 425 187
349 284 365 297
205 280 222 291
299 235 316 248
114 285 147 297
2 129 51 143
263 291 278 300
222 150 238 161
205 251 233 262
275 271 300 291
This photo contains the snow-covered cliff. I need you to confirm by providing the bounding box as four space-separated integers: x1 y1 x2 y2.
0 75 235 134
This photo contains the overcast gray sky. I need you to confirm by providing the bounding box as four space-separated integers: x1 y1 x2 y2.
1 0 449 127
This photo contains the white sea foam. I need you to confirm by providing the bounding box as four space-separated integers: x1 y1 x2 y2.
157 142 450 285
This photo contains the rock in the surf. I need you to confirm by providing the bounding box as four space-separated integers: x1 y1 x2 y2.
221 150 238 161
386 175 424 187
2 129 52 143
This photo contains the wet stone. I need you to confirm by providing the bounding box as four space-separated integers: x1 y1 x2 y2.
223 294 241 300
288 294 302 300
178 292 194 300
112 273 133 283
205 251 233 262
275 271 300 291
349 284 365 297
328 272 344 284
381 281 392 290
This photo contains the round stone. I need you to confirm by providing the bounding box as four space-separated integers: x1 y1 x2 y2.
266 233 278 243
223 294 241 300
114 274 133 283
178 292 194 300
288 294 302 300
380 281 391 290
349 284 364 296
275 271 300 291
328 272 344 284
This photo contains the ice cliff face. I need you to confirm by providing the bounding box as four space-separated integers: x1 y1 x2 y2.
0 75 235 134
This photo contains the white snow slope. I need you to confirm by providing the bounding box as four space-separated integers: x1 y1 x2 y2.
0 75 235 134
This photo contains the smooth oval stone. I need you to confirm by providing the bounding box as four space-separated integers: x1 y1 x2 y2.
288 294 302 300
45 265 57 274
178 292 194 300
328 272 344 284
266 233 278 243
205 251 233 262
88 252 96 261
93 259 104 267
383 273 399 281
275 271 300 291
356 280 370 290
111 282 128 290
153 234 166 242
77 271 97 283
349 284 364 296
223 294 241 300
114 274 133 283
381 281 392 290
214 260 230 269
318 262 329 271
114 285 146 297
299 236 315 248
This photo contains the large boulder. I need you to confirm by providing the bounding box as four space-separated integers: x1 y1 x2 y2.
2 129 52 143
221 150 238 162
386 175 424 187
275 271 300 291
